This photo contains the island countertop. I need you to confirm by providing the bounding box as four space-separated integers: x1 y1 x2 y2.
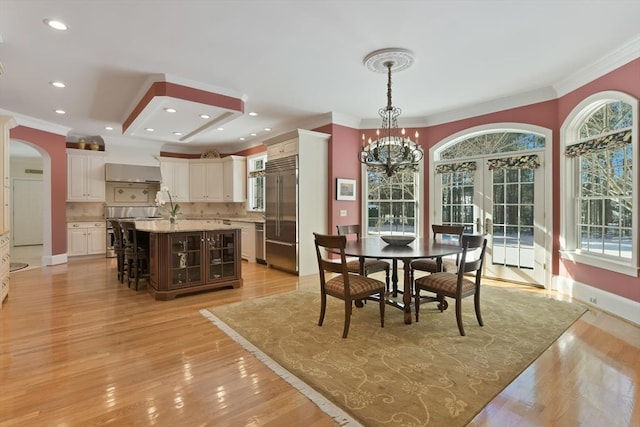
134 219 240 233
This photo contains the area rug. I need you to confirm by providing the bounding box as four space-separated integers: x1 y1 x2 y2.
201 285 586 426
9 262 28 272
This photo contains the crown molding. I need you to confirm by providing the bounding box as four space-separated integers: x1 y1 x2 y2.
0 109 71 136
553 34 640 97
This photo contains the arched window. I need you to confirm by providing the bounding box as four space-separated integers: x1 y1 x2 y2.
561 94 638 276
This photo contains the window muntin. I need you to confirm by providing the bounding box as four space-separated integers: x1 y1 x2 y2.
574 128 633 259
247 154 266 212
366 169 418 236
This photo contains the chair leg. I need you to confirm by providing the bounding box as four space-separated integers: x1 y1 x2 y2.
474 292 483 326
384 267 390 293
379 292 385 328
134 259 140 290
342 299 352 338
318 293 327 326
414 288 420 322
455 298 465 336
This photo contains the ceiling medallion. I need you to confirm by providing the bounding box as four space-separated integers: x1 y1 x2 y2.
360 48 423 177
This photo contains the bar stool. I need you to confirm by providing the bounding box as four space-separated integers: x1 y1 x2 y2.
120 221 149 290
109 219 126 283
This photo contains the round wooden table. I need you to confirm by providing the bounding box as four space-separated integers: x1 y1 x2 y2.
343 237 462 324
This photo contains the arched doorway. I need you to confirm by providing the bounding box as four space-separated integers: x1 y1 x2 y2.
429 124 552 286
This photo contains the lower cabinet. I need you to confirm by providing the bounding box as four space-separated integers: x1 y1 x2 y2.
67 222 106 256
1 232 10 308
229 221 256 262
148 229 243 300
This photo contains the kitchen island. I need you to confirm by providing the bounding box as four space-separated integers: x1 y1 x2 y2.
135 220 243 300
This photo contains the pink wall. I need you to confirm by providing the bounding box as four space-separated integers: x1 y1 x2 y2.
10 126 67 256
324 124 361 234
557 58 640 301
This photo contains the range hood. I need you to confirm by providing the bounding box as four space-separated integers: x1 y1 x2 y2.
105 163 162 183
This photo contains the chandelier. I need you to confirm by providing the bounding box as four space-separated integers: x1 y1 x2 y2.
360 48 423 177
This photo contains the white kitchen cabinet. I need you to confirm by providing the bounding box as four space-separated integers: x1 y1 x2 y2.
223 156 246 202
160 157 190 202
189 159 224 202
266 138 298 161
67 222 106 256
0 116 17 235
229 220 255 262
67 150 106 202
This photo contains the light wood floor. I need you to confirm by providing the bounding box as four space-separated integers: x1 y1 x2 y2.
1 257 638 426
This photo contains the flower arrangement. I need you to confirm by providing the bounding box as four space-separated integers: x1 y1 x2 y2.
155 187 180 222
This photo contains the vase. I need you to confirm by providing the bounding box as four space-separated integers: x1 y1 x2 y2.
169 214 177 224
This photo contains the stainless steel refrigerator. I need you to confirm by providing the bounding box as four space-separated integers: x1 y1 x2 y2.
265 155 298 273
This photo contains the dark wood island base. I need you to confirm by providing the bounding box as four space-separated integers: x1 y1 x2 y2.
135 221 243 300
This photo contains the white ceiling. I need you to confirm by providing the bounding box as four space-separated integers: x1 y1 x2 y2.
1 0 639 155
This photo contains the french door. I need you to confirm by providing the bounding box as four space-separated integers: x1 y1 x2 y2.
434 153 545 285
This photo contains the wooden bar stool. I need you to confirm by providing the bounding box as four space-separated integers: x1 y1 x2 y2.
120 221 149 290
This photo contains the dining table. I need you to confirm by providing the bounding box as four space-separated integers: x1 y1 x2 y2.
343 237 463 324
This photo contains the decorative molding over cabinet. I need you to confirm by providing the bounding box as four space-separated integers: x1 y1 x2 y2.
223 156 246 202
67 150 106 201
159 157 190 202
67 221 106 256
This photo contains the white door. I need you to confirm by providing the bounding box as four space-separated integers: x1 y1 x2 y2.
12 179 43 246
434 152 545 285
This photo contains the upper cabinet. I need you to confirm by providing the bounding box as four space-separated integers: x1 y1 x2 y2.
267 138 298 160
189 159 224 202
223 156 246 203
67 150 106 202
160 157 190 202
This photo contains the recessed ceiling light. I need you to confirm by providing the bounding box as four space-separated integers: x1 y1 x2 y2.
50 81 66 88
145 128 154 132
55 109 65 114
105 126 113 131
249 112 258 116
264 127 272 131
200 114 210 119
43 19 68 31
250 133 257 136
164 108 177 113
217 127 224 131
173 132 183 136
239 137 245 141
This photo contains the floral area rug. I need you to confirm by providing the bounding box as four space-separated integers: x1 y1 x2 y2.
201 284 586 426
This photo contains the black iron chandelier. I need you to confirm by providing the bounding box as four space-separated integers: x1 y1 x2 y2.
359 48 423 177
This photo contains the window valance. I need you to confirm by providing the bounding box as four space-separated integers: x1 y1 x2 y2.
248 170 265 178
435 161 477 174
487 154 540 171
565 129 632 158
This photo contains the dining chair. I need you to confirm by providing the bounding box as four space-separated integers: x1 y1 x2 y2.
413 234 487 336
313 232 385 338
336 224 391 292
120 221 149 290
410 224 464 283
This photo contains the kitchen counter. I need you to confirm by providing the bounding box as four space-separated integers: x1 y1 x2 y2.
134 219 240 233
184 216 265 224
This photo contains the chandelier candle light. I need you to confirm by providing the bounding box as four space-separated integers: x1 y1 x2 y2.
155 187 180 223
360 48 423 177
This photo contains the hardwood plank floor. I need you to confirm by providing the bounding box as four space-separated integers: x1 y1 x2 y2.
1 257 638 426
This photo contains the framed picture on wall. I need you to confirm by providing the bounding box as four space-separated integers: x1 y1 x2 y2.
336 178 357 201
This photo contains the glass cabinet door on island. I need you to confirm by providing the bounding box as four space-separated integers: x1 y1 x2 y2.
206 230 237 281
170 233 202 287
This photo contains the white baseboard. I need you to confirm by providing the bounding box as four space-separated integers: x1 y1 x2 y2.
42 253 68 266
552 276 640 325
